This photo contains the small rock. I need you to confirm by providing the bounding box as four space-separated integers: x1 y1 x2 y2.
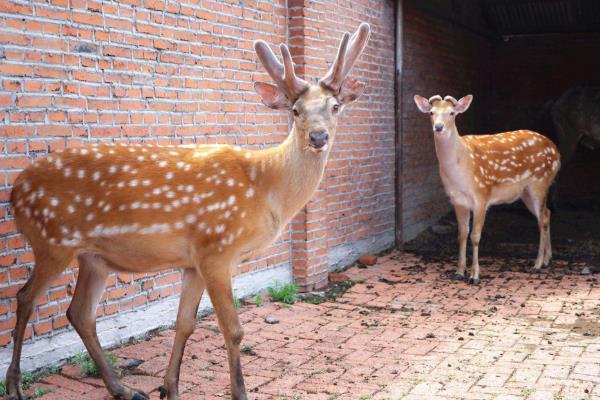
329 272 351 282
264 316 279 324
359 255 378 266
581 266 591 275
122 358 143 370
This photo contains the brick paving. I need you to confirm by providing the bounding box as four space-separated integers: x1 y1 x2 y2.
18 251 600 399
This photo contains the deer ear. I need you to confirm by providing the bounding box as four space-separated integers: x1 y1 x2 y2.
455 95 473 114
414 95 431 113
337 78 365 104
254 82 291 110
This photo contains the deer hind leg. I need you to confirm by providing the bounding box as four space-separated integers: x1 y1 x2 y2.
542 206 552 266
67 254 148 400
201 260 247 400
160 268 205 400
6 247 73 400
469 204 487 285
452 204 471 280
522 185 549 271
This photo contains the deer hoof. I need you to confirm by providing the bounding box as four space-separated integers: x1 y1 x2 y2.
159 386 168 399
450 272 465 281
6 375 24 400
468 277 480 285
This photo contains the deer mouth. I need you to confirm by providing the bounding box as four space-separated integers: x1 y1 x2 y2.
309 143 328 153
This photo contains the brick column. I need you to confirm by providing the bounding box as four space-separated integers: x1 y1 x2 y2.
288 0 330 291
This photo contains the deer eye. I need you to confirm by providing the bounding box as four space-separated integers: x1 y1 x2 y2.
292 109 299 117
332 104 340 113
429 111 433 115
450 112 455 116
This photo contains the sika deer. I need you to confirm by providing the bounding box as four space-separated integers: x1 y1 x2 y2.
6 23 371 400
414 94 560 284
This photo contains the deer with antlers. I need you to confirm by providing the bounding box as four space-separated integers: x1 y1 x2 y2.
414 94 560 284
6 23 371 400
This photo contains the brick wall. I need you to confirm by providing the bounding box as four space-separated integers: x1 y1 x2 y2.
399 2 492 241
0 1 396 352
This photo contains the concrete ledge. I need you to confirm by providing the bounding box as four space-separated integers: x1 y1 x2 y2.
0 262 292 377
328 231 395 272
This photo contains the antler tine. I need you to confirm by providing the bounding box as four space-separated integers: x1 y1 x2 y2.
319 23 371 92
428 95 443 103
280 44 310 99
254 40 285 86
254 39 309 101
319 32 350 91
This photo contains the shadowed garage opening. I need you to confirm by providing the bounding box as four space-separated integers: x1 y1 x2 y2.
399 0 600 272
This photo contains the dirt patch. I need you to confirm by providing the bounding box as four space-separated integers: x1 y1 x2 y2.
299 280 356 304
555 317 600 337
405 203 600 274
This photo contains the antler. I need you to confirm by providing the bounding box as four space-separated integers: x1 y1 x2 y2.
444 95 458 105
429 95 443 103
254 40 309 101
319 23 371 93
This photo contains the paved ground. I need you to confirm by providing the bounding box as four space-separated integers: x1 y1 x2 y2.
17 251 600 399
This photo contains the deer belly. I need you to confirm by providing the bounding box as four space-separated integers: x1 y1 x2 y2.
488 184 524 206
91 235 190 272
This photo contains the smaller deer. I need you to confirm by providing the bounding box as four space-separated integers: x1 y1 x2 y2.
414 94 560 284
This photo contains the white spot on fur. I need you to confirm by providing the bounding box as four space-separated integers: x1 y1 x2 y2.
246 187 255 198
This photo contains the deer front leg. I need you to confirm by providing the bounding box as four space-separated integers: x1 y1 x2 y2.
543 207 552 266
452 204 470 280
160 269 205 400
469 204 487 285
202 263 247 400
68 255 148 400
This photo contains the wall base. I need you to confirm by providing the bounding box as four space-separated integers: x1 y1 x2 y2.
0 263 292 377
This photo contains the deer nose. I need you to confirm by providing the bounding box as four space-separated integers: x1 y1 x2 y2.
434 123 444 132
309 130 329 148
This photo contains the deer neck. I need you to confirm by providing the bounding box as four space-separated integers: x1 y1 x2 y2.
259 123 330 225
433 125 469 177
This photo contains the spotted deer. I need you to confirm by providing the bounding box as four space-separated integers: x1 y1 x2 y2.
414 94 560 284
6 23 371 400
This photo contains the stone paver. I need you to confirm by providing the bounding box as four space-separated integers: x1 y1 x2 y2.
15 251 600 399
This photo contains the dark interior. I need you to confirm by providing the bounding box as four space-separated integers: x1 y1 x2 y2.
404 0 600 269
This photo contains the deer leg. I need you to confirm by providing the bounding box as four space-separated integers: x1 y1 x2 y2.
452 204 470 280
160 268 205 400
202 266 247 400
542 207 552 266
522 187 547 271
6 249 72 400
469 205 487 285
67 254 148 400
